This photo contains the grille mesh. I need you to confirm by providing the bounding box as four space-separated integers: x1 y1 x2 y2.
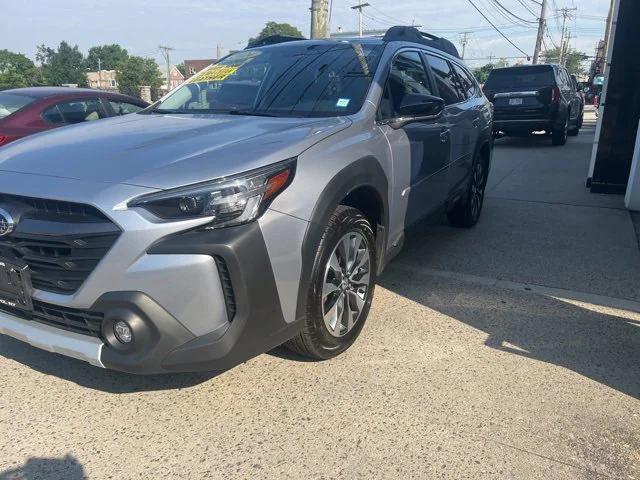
0 194 120 294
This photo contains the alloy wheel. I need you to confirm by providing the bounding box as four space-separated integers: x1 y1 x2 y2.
321 231 371 337
470 161 486 220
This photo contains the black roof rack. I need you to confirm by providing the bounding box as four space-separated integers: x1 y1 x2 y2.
246 35 306 49
382 26 460 59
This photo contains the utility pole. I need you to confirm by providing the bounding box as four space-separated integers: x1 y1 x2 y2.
459 32 471 60
351 2 370 37
602 0 614 74
97 57 102 89
159 45 174 92
310 0 330 39
557 7 577 66
532 0 547 64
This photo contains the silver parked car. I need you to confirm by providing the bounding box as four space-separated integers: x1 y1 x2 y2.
0 27 493 373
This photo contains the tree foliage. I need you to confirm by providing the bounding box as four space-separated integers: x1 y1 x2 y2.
36 41 87 86
116 56 164 100
472 59 510 84
85 44 129 71
542 47 588 76
0 49 44 90
249 21 304 45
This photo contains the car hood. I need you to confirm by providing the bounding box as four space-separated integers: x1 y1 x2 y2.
0 113 351 190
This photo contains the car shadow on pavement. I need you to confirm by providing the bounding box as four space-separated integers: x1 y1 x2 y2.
378 266 640 399
0 455 86 480
0 335 217 393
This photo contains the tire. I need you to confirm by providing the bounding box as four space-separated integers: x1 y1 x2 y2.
552 114 568 145
568 111 581 136
285 205 376 360
447 152 488 228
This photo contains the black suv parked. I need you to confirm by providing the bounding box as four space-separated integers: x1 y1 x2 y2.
483 64 584 145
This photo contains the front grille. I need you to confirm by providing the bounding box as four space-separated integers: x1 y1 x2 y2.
0 194 121 294
214 255 236 321
0 301 103 338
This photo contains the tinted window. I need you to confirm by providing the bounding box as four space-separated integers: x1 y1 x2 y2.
43 99 108 125
425 54 462 105
379 51 433 119
155 42 384 118
0 92 36 120
110 101 144 115
452 63 476 99
485 66 555 90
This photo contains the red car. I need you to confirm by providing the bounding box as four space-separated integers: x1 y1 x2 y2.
0 87 149 147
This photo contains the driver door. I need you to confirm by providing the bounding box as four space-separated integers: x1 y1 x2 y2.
377 50 451 228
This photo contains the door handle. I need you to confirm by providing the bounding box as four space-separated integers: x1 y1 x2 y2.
440 128 450 143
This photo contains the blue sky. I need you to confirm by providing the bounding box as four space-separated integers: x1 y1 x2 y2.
2 0 610 68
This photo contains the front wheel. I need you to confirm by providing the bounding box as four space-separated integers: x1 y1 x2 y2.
285 205 376 360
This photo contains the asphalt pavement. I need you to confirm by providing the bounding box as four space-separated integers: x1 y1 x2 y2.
1 113 639 479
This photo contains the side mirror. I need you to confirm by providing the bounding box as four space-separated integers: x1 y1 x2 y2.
382 94 445 129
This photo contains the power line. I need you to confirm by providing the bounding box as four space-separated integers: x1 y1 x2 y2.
368 4 412 26
489 0 538 24
465 0 531 58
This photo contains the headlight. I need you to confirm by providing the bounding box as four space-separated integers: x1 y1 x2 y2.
128 159 295 228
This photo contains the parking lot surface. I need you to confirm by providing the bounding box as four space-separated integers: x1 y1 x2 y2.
1 114 639 479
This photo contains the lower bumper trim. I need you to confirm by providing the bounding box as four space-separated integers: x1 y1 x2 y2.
0 311 104 368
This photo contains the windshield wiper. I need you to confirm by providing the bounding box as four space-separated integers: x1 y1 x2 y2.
226 110 279 117
147 108 190 114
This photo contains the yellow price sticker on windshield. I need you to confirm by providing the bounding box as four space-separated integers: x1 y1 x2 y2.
190 65 238 83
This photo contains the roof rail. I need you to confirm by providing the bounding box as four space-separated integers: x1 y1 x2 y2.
382 26 460 59
246 35 306 49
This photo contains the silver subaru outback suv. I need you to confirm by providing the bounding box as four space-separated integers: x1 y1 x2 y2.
0 27 492 374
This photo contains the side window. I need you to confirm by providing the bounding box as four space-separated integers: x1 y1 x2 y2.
452 63 477 99
425 54 463 105
379 51 433 120
109 101 144 115
43 99 107 125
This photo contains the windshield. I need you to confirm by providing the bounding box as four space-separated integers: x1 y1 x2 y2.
485 66 555 90
152 42 384 118
0 92 36 120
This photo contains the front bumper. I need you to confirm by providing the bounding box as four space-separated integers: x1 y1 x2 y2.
0 220 305 374
0 174 309 373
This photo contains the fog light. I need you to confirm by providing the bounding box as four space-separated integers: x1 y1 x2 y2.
113 321 133 344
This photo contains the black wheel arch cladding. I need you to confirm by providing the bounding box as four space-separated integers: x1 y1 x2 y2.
294 156 389 323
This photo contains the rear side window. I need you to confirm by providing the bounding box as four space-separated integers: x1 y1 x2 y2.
425 54 463 105
379 51 434 120
0 92 37 120
485 67 555 90
43 99 108 125
452 63 477 99
109 101 144 115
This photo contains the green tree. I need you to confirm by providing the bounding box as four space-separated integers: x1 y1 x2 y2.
36 41 87 86
116 56 164 100
85 44 129 71
249 21 304 45
542 47 588 76
472 59 509 84
176 62 186 76
0 49 44 89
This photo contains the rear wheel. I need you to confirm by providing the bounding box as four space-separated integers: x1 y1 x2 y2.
569 111 583 136
285 206 376 360
447 152 488 228
552 114 569 145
